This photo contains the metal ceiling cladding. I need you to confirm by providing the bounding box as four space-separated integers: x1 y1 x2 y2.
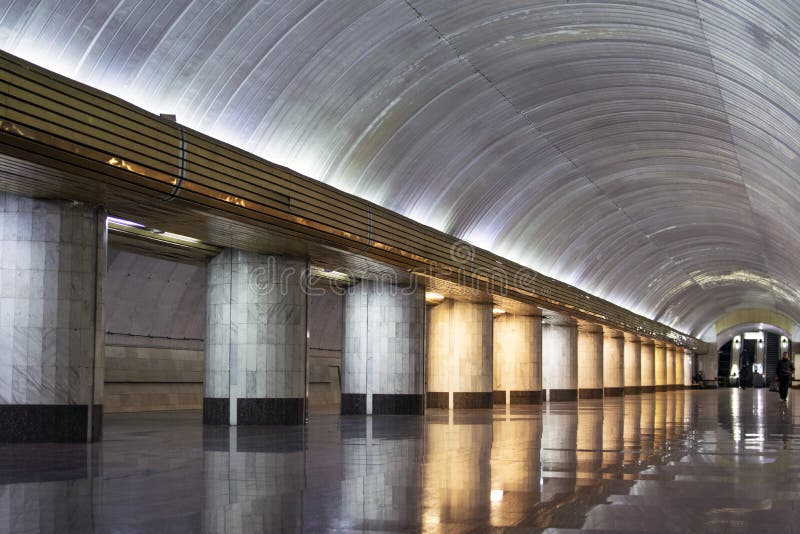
0 1 797 344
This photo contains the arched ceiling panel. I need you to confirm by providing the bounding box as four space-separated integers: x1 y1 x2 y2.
3 0 800 340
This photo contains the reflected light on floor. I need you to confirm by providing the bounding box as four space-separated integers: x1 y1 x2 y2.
0 389 798 531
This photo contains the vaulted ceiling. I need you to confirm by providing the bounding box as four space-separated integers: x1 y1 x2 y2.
3 0 800 340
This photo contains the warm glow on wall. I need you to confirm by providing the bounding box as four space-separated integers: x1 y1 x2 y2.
425 292 445 304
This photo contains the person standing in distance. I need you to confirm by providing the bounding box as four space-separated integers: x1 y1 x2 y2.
776 352 795 402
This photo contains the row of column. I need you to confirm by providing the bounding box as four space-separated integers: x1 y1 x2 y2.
202 254 693 420
0 192 696 439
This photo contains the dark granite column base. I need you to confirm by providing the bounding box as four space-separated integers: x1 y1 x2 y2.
655 385 668 392
426 392 449 409
579 388 603 399
492 390 506 404
0 404 102 443
427 392 493 409
604 387 624 397
494 390 543 404
510 390 543 404
641 385 656 393
624 386 642 395
238 398 304 425
372 394 424 415
453 392 493 409
548 389 578 402
341 393 367 415
203 398 230 425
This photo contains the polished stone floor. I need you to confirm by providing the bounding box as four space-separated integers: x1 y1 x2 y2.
2 388 800 532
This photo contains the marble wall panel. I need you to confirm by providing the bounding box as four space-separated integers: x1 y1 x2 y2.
0 194 100 407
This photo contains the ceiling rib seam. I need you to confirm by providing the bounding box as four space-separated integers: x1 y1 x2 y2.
692 0 779 313
404 0 711 328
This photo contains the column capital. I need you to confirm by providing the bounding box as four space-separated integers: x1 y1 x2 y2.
577 321 604 334
603 327 625 339
624 332 643 343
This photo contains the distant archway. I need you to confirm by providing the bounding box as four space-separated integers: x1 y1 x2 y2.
716 323 791 388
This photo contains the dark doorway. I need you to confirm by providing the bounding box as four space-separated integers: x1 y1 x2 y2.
739 340 756 388
718 341 732 382
765 332 780 387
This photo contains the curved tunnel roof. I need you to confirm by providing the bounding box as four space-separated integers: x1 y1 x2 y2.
3 1 800 340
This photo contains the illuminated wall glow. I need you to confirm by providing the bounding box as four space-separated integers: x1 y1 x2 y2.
425 292 445 304
730 364 740 378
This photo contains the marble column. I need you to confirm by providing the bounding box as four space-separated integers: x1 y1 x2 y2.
542 320 578 401
640 340 655 393
492 313 542 404
341 280 425 415
427 299 492 409
666 345 676 390
696 345 717 379
577 323 603 399
682 349 693 387
654 342 667 392
0 194 105 442
204 249 307 425
603 329 624 396
623 334 641 394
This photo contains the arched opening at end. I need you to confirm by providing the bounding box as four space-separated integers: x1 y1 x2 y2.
716 323 791 389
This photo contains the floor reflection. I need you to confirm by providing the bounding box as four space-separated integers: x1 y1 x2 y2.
2 389 800 532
